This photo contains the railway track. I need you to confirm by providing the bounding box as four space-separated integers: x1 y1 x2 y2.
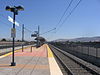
49 44 100 75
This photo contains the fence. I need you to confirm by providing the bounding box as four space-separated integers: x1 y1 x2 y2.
67 45 100 58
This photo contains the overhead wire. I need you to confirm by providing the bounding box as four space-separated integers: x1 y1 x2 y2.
24 27 34 33
2 0 82 41
10 0 53 37
15 18 35 33
56 0 74 28
0 19 11 28
10 0 16 5
45 0 74 41
56 0 82 32
40 28 56 35
35 0 74 39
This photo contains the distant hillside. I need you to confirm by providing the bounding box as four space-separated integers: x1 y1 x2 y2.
53 39 68 42
54 36 100 42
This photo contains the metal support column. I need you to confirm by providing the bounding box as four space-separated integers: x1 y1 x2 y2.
22 24 24 52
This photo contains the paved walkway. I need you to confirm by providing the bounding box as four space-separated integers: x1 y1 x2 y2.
0 44 63 75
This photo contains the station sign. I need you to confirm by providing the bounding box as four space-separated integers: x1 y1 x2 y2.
31 34 37 37
11 28 16 38
8 16 19 26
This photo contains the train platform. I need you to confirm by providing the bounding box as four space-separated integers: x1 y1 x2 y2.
0 44 63 75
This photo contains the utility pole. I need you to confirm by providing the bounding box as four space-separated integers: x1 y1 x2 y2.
22 24 24 52
37 25 40 47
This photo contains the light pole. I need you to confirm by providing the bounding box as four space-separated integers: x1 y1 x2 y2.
6 6 24 66
22 24 24 52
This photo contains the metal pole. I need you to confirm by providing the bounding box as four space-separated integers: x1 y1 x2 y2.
37 25 40 47
11 11 16 66
38 25 39 44
31 46 32 52
22 24 24 52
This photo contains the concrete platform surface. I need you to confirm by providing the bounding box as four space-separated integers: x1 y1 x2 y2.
0 44 63 75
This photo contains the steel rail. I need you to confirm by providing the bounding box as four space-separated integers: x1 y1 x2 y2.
49 44 100 75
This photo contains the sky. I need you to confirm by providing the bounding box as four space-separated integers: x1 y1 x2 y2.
0 0 100 41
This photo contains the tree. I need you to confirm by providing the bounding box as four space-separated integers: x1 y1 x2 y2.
17 40 21 42
1 38 7 41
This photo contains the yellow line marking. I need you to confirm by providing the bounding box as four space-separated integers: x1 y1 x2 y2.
46 44 54 57
0 46 31 58
46 44 63 75
1 49 20 58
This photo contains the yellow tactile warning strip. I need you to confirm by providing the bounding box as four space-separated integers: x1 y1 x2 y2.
46 44 63 75
0 46 31 59
0 64 49 69
46 44 54 57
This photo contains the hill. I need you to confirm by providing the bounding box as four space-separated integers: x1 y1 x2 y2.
54 36 100 42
